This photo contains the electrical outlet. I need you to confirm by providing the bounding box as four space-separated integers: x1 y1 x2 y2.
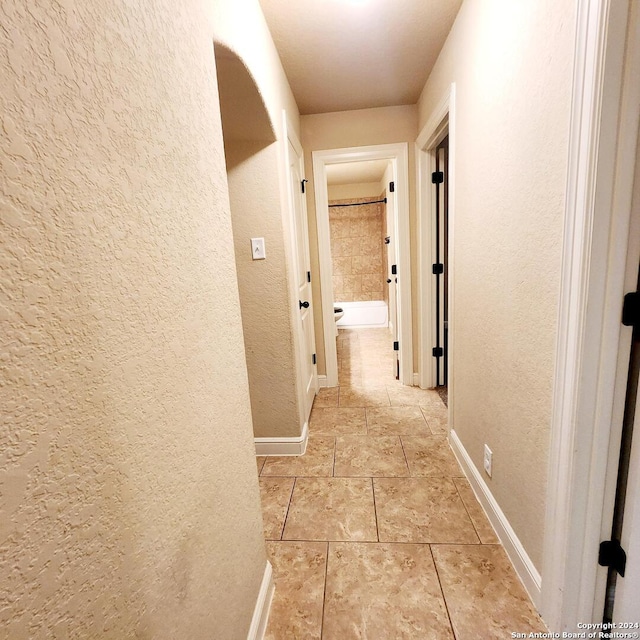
483 444 493 478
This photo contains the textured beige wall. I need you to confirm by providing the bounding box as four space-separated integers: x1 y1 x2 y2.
226 142 301 438
417 0 576 569
301 105 418 375
0 1 267 637
330 199 385 303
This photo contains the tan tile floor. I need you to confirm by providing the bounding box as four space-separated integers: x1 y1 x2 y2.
259 328 546 639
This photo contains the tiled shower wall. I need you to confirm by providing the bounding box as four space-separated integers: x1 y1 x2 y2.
330 196 386 302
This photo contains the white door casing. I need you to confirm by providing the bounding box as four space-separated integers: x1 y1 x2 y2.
542 0 640 630
284 115 318 422
313 143 412 387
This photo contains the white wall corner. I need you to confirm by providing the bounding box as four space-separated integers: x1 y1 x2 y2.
247 560 275 640
255 421 309 456
449 429 542 609
318 374 328 388
412 373 421 387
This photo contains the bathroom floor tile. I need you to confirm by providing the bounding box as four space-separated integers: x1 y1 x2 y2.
339 386 390 407
453 478 500 544
309 407 367 436
374 477 479 543
401 435 463 477
334 435 410 477
387 385 444 407
313 386 339 408
322 543 454 640
366 406 431 436
431 545 546 639
283 478 377 541
265 541 327 640
259 477 295 540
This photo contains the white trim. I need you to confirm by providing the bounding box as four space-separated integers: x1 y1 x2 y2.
542 0 640 631
416 84 456 394
312 143 412 387
412 373 420 387
449 429 542 608
247 561 275 640
255 422 309 456
318 374 328 388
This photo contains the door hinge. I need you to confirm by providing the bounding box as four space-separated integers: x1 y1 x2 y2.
389 181 395 193
433 347 444 358
432 263 444 275
384 236 390 245
301 179 308 194
622 291 640 328
598 540 626 577
393 341 399 351
432 171 444 184
312 353 317 365
391 264 397 275
307 271 311 283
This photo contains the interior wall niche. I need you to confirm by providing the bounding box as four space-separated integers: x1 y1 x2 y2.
214 43 301 439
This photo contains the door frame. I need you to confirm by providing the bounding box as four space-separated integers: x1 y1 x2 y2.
541 0 640 630
312 143 412 387
283 113 318 436
416 84 456 399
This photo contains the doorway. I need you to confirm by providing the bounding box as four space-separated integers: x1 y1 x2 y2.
312 143 412 387
434 135 450 394
416 84 455 396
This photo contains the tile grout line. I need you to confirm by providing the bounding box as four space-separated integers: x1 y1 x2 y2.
429 544 459 640
331 436 336 477
280 476 297 541
320 540 330 640
371 477 380 542
452 478 483 545
398 435 412 477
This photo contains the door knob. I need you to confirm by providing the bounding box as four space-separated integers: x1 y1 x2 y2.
299 300 310 309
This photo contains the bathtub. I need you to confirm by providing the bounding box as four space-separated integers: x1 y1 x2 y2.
335 300 388 328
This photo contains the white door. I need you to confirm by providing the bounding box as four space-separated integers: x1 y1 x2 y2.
287 134 317 420
613 373 640 620
611 131 640 623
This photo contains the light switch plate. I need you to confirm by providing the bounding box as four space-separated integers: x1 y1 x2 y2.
251 237 266 260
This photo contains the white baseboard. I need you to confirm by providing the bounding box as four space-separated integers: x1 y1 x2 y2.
247 560 275 640
449 429 542 609
318 375 328 388
255 422 308 456
412 373 420 386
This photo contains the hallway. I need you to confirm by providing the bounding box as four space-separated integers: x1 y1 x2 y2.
258 328 545 638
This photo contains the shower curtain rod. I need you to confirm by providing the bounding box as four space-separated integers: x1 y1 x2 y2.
328 198 387 208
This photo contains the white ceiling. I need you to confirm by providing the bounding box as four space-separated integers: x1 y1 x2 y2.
258 0 463 115
326 159 389 185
